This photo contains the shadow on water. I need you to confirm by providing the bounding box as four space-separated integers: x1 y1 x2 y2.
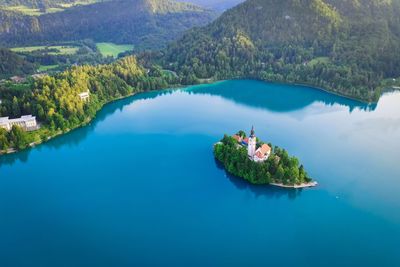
0 80 376 167
186 80 377 113
0 90 176 167
214 158 303 200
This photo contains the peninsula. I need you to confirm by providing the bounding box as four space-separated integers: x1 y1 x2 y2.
214 127 317 188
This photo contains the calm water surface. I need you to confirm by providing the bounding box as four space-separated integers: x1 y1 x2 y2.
1 80 400 266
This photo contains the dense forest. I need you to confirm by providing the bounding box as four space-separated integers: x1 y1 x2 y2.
159 0 400 102
2 0 400 150
0 56 179 150
214 134 311 185
18 40 114 67
0 0 216 49
0 48 37 78
0 40 118 78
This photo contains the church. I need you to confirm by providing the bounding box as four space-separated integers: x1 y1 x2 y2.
232 127 271 162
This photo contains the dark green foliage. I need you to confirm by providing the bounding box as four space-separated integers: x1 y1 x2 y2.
7 125 29 149
16 41 114 72
0 55 179 151
214 134 311 185
0 128 9 150
160 0 400 102
0 48 36 78
0 0 216 50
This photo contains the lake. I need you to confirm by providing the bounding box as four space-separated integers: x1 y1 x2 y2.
1 80 399 266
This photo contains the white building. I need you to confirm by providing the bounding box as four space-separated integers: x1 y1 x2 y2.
253 144 271 162
247 126 257 158
78 91 90 102
10 76 26 83
247 126 271 162
0 115 38 131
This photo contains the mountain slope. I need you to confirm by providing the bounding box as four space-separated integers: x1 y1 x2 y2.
0 0 216 49
161 0 400 101
0 48 36 78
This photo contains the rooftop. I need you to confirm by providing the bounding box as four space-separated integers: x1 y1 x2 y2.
260 144 271 154
0 117 9 123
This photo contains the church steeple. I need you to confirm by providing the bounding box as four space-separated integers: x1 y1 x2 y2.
250 126 255 138
248 126 256 158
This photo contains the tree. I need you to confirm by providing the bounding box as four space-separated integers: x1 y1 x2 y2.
214 132 311 185
276 165 285 181
0 128 9 150
12 97 21 117
8 125 28 150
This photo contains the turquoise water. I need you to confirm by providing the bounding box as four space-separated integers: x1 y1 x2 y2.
1 80 400 266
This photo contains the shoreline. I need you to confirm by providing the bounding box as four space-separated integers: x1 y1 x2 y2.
0 84 189 156
214 136 317 190
0 90 142 156
228 77 378 104
270 181 318 189
0 76 391 156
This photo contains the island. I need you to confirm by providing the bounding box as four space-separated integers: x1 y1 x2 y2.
214 127 317 188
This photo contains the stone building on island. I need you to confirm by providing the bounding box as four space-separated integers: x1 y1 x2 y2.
232 126 271 162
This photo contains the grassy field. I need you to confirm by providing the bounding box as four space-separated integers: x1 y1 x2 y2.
96 42 134 58
6 82 32 91
59 0 99 8
11 45 79 55
2 1 99 16
38 65 59 72
2 5 63 16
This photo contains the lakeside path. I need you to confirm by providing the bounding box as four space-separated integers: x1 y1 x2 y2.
270 181 318 189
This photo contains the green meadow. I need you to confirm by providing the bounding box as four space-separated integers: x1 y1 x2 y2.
38 65 59 72
2 5 63 16
2 1 99 16
96 42 134 58
11 45 79 55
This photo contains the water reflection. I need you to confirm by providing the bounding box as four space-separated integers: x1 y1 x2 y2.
0 93 142 166
186 80 376 113
214 158 303 200
0 80 380 166
1 80 399 266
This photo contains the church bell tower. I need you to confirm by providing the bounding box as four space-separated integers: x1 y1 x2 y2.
248 126 256 158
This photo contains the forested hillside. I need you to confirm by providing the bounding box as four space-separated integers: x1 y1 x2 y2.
0 0 216 49
0 56 178 150
161 0 400 101
0 48 36 78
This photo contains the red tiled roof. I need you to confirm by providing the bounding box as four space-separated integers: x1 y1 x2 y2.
260 144 271 154
243 137 249 143
255 151 264 159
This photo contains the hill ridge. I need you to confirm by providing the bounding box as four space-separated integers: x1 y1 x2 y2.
0 0 216 49
159 0 400 101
